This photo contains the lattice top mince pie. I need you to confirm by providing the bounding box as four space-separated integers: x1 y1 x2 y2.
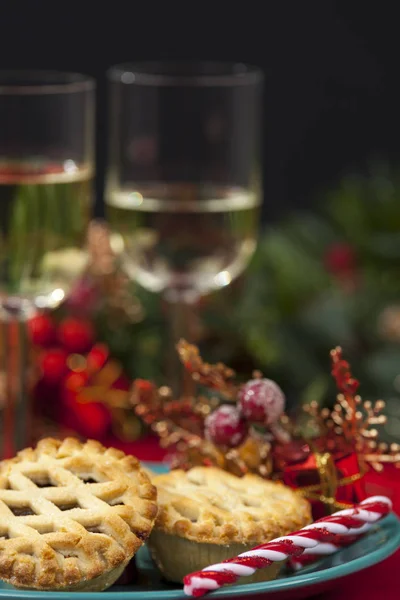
0 438 157 592
147 466 311 583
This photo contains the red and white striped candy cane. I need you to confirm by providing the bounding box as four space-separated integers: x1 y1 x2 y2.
290 497 388 570
290 531 361 570
183 496 392 597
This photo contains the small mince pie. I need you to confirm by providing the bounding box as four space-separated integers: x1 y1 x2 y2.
148 466 311 583
0 438 157 591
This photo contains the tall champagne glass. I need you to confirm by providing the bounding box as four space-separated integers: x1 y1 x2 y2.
0 71 95 456
106 62 263 393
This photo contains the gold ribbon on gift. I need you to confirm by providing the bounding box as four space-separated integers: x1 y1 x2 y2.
297 449 365 513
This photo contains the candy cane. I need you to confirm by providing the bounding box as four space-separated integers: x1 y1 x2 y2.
183 496 392 597
289 531 361 570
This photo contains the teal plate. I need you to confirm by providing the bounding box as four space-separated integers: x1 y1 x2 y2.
1 463 399 600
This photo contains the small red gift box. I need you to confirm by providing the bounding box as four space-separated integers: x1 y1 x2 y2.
281 447 367 519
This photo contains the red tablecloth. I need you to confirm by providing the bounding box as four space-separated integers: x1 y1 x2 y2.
316 550 400 600
125 436 400 600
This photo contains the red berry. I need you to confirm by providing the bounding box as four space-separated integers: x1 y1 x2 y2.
135 379 154 392
204 405 248 448
134 379 156 402
69 397 111 439
64 371 89 392
28 314 56 347
324 243 356 275
238 379 285 425
87 344 109 372
40 349 68 384
58 317 94 353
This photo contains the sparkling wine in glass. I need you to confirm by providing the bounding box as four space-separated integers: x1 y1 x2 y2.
106 62 263 391
0 162 93 312
0 71 95 456
106 182 259 301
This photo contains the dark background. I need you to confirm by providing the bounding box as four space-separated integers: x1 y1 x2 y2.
0 1 398 219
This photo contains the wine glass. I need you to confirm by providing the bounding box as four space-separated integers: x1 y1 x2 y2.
0 71 95 456
106 62 263 393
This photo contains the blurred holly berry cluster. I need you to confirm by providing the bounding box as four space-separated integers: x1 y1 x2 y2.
28 312 139 444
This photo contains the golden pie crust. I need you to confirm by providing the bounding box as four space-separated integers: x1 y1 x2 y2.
148 466 311 582
0 438 157 591
152 466 311 544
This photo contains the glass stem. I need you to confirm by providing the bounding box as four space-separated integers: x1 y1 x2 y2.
0 319 33 458
166 299 197 398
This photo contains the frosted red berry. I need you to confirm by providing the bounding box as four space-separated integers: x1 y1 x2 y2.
204 405 248 448
238 378 285 425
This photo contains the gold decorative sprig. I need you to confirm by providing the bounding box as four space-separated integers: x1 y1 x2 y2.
176 339 238 400
319 346 400 471
130 340 400 482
